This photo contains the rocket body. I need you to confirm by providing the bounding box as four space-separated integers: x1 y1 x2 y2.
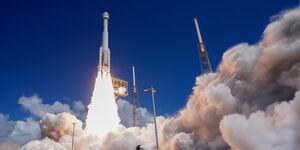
99 12 110 75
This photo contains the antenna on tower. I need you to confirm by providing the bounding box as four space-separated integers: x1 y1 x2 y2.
132 65 139 127
193 17 212 74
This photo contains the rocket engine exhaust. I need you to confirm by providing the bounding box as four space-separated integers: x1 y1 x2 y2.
85 11 120 137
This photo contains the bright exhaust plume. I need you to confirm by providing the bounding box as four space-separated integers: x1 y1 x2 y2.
85 70 120 137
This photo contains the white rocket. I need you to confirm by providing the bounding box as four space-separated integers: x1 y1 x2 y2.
99 11 110 75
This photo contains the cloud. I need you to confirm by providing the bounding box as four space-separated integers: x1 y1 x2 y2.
220 91 300 150
157 6 300 150
0 114 40 147
117 99 152 128
72 100 87 121
18 95 87 121
19 95 72 118
0 114 14 142
0 142 20 150
0 96 87 148
8 118 41 144
20 112 166 150
40 112 83 141
19 137 68 150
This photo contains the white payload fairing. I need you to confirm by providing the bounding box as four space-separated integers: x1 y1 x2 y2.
99 11 110 75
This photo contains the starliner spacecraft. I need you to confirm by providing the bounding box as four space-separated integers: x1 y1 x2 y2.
98 11 129 98
99 11 110 76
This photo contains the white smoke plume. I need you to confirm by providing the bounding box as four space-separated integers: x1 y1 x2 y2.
157 7 300 150
19 95 86 120
8 118 41 144
0 142 20 150
0 95 153 149
0 96 89 149
40 112 84 141
19 111 161 150
220 91 300 150
2 6 300 150
0 114 14 142
0 113 40 148
117 98 153 127
157 6 300 150
0 93 153 148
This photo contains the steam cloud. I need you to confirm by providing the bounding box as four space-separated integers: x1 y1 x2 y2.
1 6 300 150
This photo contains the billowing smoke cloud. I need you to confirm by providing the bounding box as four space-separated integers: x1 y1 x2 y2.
2 6 300 150
0 113 40 147
20 112 160 150
218 7 300 150
0 96 86 149
8 118 41 144
0 142 20 150
19 95 85 119
40 112 84 141
0 95 153 149
220 91 300 150
0 114 14 142
157 6 300 150
117 98 153 127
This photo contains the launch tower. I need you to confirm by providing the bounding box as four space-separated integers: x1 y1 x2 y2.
193 17 212 74
132 66 139 127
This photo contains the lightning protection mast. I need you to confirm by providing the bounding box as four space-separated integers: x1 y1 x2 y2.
132 66 139 127
194 17 212 74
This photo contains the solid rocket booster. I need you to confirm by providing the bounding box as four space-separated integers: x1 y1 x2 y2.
99 11 110 74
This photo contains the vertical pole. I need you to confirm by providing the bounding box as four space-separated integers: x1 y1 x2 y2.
132 66 137 127
151 86 159 150
71 123 76 150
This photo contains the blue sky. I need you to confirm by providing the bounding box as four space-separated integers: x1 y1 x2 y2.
0 0 297 120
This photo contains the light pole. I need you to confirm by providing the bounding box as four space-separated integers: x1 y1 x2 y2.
71 123 76 150
144 86 159 150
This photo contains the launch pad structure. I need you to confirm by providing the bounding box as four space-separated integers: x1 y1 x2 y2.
112 77 128 98
194 17 212 74
112 66 139 127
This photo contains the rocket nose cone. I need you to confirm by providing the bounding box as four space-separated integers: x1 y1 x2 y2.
103 11 109 19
